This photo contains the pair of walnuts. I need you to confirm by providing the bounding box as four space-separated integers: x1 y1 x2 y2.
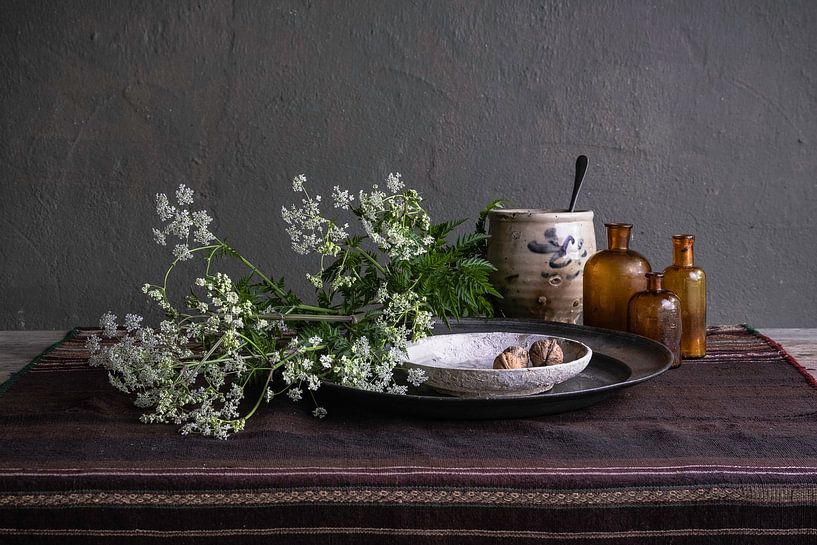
493 339 564 369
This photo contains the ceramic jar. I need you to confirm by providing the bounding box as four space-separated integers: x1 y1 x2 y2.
486 209 596 323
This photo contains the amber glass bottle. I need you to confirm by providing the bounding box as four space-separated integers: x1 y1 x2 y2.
627 272 682 368
583 223 651 331
663 234 707 358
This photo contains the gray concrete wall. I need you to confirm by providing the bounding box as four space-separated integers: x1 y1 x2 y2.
1 0 815 329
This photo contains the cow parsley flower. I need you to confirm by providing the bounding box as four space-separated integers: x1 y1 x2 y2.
173 244 193 261
152 185 216 254
287 387 303 401
176 184 195 206
387 384 408 395
124 314 143 332
191 210 215 244
386 172 404 193
92 170 503 440
281 189 327 256
152 228 167 246
406 368 427 387
306 273 323 288
332 185 354 208
319 354 334 369
100 312 117 338
156 193 174 221
85 335 101 354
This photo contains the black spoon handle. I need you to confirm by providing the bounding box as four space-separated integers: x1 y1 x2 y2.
569 155 588 212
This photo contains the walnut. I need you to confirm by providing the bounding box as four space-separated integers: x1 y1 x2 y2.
529 339 564 366
492 345 529 369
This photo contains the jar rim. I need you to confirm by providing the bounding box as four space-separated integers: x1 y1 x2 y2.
487 208 594 220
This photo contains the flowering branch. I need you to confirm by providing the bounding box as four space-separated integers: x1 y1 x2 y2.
88 173 499 438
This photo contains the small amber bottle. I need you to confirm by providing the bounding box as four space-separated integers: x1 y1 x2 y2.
627 272 682 368
663 234 707 358
583 223 651 331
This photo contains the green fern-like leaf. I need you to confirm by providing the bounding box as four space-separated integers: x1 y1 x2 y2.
475 199 505 235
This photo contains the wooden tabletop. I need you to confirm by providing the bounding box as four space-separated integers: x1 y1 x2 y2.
1 329 816 385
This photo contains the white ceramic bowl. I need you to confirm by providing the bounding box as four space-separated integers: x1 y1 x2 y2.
403 332 592 398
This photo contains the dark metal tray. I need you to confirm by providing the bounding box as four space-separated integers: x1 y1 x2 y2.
318 318 673 419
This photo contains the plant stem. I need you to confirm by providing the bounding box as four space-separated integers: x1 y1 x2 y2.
162 244 220 293
242 368 274 421
237 332 267 357
259 313 359 323
358 248 386 274
221 240 288 299
292 303 341 314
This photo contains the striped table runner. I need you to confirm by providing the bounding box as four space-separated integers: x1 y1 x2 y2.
1 325 816 544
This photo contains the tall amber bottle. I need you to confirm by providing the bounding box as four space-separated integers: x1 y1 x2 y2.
583 223 651 331
663 234 707 358
627 272 682 368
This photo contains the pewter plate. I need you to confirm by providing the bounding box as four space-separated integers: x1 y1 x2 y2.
317 318 673 419
404 333 592 397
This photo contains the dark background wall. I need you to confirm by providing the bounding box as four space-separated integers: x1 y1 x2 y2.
1 0 815 329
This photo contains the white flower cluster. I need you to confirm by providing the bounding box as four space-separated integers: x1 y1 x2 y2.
153 184 215 260
281 175 329 256
406 367 427 387
99 311 118 338
381 289 434 342
311 287 434 396
326 300 430 396
277 172 435 395
328 334 401 394
91 172 450 439
142 283 173 314
357 175 434 263
386 172 405 193
331 185 354 209
281 175 351 277
282 354 321 394
89 267 271 439
283 173 434 284
198 273 254 354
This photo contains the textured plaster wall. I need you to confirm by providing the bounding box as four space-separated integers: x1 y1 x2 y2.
1 0 815 329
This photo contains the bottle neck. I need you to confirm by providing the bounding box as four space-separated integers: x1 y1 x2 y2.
606 224 632 251
672 237 695 267
647 273 663 291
